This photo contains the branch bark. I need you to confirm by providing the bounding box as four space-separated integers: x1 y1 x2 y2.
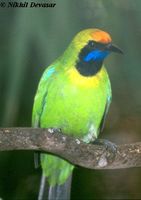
0 128 141 169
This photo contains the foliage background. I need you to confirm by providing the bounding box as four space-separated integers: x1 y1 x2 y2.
0 0 141 199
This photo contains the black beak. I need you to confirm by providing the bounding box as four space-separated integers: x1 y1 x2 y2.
106 43 123 54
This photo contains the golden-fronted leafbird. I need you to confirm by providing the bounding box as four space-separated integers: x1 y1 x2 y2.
32 28 123 200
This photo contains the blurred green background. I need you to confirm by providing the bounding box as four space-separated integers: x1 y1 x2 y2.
0 0 141 199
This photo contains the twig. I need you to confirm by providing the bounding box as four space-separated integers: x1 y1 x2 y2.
0 128 141 169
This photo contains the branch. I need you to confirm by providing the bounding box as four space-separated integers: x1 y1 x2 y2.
0 128 141 169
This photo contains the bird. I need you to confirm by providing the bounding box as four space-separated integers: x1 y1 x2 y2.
32 28 123 200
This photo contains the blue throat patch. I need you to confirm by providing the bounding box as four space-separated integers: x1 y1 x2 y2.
84 49 110 62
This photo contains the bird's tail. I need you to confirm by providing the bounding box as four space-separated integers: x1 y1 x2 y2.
38 174 48 200
38 154 74 200
38 173 72 200
48 173 72 200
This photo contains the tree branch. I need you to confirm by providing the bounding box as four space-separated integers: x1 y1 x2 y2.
0 128 141 169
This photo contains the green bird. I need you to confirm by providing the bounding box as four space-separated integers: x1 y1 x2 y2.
32 28 122 200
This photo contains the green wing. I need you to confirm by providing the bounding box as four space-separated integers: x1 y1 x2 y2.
99 95 112 133
32 66 56 128
32 64 74 185
32 65 57 168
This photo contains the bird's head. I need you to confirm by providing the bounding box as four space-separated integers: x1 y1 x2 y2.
70 29 123 76
73 28 123 61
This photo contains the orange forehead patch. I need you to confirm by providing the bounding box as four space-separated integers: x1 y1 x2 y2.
91 30 112 44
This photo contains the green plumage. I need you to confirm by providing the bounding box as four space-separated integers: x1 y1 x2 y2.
32 29 112 187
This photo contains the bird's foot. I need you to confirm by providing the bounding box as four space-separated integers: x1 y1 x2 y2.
48 127 62 134
93 138 117 152
92 139 117 164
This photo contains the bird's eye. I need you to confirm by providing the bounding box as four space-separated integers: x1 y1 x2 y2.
88 41 95 48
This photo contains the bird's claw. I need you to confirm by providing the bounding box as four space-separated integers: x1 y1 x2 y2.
93 139 117 163
48 128 62 134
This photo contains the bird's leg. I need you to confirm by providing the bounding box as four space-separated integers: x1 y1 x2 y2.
92 139 117 163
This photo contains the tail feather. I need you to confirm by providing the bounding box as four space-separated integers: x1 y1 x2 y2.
38 173 72 200
38 175 48 200
48 174 72 200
